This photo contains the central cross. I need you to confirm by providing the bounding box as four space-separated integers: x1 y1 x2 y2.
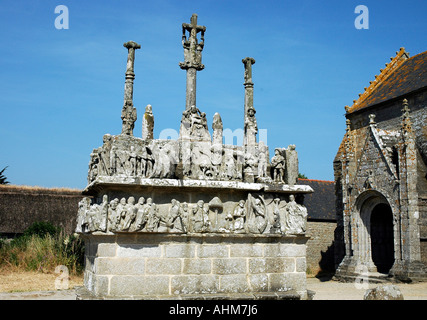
179 14 206 110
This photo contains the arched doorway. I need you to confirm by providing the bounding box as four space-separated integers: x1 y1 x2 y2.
352 190 397 274
370 203 394 273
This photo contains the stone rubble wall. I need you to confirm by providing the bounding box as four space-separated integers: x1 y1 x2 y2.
306 221 336 274
0 185 84 236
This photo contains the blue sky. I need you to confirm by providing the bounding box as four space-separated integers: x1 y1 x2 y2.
0 0 426 189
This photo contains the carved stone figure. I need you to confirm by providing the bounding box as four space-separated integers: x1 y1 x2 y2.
98 135 112 176
257 141 269 181
142 146 154 178
244 106 257 146
108 198 120 232
111 146 126 175
128 146 138 176
233 200 246 233
180 105 211 141
87 203 101 232
76 197 91 233
192 200 211 233
168 199 185 232
191 142 213 180
179 202 190 233
122 197 137 231
88 152 99 183
98 195 109 232
211 144 223 179
284 145 298 185
243 152 256 183
285 195 307 234
133 197 147 231
152 144 176 179
142 104 155 140
224 149 236 180
212 112 223 146
121 100 137 136
116 197 127 230
145 198 159 232
247 194 267 234
271 148 285 183
224 211 234 232
269 198 282 234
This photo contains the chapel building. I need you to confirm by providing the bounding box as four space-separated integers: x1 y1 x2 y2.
333 48 427 282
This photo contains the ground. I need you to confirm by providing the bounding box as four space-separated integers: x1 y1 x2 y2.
0 270 83 295
0 271 426 300
307 275 427 300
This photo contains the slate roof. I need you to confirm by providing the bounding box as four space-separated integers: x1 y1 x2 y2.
298 179 336 221
347 48 427 114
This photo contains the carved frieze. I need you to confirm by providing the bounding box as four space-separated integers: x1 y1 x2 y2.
76 193 308 236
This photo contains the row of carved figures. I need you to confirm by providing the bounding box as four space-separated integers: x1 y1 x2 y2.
75 193 307 235
88 134 298 184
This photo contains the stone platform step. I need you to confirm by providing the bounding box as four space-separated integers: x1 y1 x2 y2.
334 272 395 284
76 286 303 300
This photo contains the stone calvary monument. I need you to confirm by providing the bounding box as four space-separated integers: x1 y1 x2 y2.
75 14 313 300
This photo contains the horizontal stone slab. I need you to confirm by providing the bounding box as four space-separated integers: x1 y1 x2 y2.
84 232 310 243
76 285 303 300
83 177 314 195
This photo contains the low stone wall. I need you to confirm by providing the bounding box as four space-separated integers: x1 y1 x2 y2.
0 185 84 236
80 233 308 299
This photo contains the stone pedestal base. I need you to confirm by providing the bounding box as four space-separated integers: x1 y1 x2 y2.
389 260 427 283
334 256 427 283
78 233 309 300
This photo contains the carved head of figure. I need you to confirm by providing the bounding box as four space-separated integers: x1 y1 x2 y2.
110 199 118 210
145 104 152 114
190 105 198 114
288 144 296 151
182 202 188 211
146 198 153 205
289 195 295 202
239 200 245 207
128 197 135 205
103 134 112 144
138 197 145 205
102 195 108 203
197 200 204 208
247 107 256 117
120 198 127 205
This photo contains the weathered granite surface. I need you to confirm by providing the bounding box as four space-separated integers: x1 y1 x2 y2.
77 233 308 300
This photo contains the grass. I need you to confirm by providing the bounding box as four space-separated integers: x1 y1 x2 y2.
0 224 85 293
0 226 85 277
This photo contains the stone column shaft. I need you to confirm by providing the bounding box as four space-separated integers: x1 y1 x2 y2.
242 58 255 115
123 41 141 103
186 67 197 109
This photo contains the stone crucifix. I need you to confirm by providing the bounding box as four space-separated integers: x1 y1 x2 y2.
242 57 257 146
121 41 141 136
179 14 206 110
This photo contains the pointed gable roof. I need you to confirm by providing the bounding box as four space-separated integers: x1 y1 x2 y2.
346 48 427 114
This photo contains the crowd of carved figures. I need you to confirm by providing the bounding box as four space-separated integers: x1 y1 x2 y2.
76 193 307 235
88 133 298 185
